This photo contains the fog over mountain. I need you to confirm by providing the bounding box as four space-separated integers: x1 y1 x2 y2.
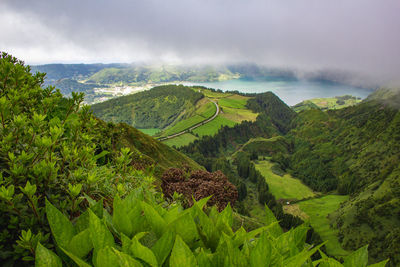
1 0 399 84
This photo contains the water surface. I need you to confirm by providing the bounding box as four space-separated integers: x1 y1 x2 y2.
182 78 374 106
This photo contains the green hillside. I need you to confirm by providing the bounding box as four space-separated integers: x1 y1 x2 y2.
91 85 203 129
268 88 400 265
293 95 362 112
86 65 239 84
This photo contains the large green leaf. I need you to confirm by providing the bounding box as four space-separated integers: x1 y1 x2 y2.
142 201 167 238
250 231 272 267
60 247 92 267
317 258 344 267
35 242 62 267
215 233 247 267
113 195 133 237
284 243 323 267
193 196 212 210
96 247 120 267
151 229 175 265
89 209 115 253
68 228 93 259
45 199 75 248
163 205 182 224
219 204 233 228
112 248 142 267
196 249 213 267
368 260 389 267
169 235 198 267
264 205 282 238
343 245 368 267
130 233 158 267
191 204 219 251
168 211 199 246
128 202 147 236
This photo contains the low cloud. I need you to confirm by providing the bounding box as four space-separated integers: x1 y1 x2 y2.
1 0 399 84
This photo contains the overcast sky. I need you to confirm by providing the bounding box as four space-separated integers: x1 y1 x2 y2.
1 0 399 82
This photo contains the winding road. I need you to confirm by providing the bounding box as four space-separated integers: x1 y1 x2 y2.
157 101 219 141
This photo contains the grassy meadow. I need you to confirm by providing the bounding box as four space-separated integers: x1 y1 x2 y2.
296 195 350 257
193 115 237 137
254 160 316 200
162 133 198 148
137 128 160 136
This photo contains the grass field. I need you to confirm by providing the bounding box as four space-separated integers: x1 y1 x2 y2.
161 115 206 136
192 115 237 137
137 128 160 136
199 88 232 99
218 95 248 109
220 106 258 122
160 100 217 137
254 160 316 200
296 195 350 257
196 101 217 118
162 133 198 148
293 96 361 112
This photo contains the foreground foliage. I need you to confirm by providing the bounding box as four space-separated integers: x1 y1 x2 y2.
37 190 387 267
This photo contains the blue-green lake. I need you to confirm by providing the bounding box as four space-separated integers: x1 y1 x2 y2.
182 78 374 106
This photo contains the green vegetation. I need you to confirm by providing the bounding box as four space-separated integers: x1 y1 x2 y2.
91 85 203 129
218 95 248 109
138 128 161 136
162 133 198 148
39 192 381 267
160 100 216 137
220 105 258 122
267 88 400 265
254 160 316 200
86 65 239 84
297 195 350 257
293 95 362 112
192 115 237 137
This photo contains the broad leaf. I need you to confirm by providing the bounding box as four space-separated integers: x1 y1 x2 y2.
196 249 213 267
35 242 62 267
170 235 197 267
142 201 167 238
368 259 389 267
151 229 175 265
264 205 282 238
284 243 324 267
45 199 75 248
130 233 158 267
96 247 120 267
113 195 133 237
60 247 92 267
250 231 272 267
112 248 142 267
343 245 368 267
89 209 115 253
318 258 344 267
68 228 93 259
168 211 199 246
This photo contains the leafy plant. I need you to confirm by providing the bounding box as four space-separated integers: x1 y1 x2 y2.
37 190 387 267
0 52 156 265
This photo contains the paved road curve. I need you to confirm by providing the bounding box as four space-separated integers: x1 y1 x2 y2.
157 101 219 141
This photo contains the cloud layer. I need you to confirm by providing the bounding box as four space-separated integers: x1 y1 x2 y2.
1 0 399 83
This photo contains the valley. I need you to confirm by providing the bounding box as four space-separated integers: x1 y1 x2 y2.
2 57 396 266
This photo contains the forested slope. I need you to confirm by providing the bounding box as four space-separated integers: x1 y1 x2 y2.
91 85 203 129
270 88 400 265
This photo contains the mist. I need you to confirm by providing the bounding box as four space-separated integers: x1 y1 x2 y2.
1 0 399 84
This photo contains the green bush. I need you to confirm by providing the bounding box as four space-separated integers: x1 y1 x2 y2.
0 52 155 265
